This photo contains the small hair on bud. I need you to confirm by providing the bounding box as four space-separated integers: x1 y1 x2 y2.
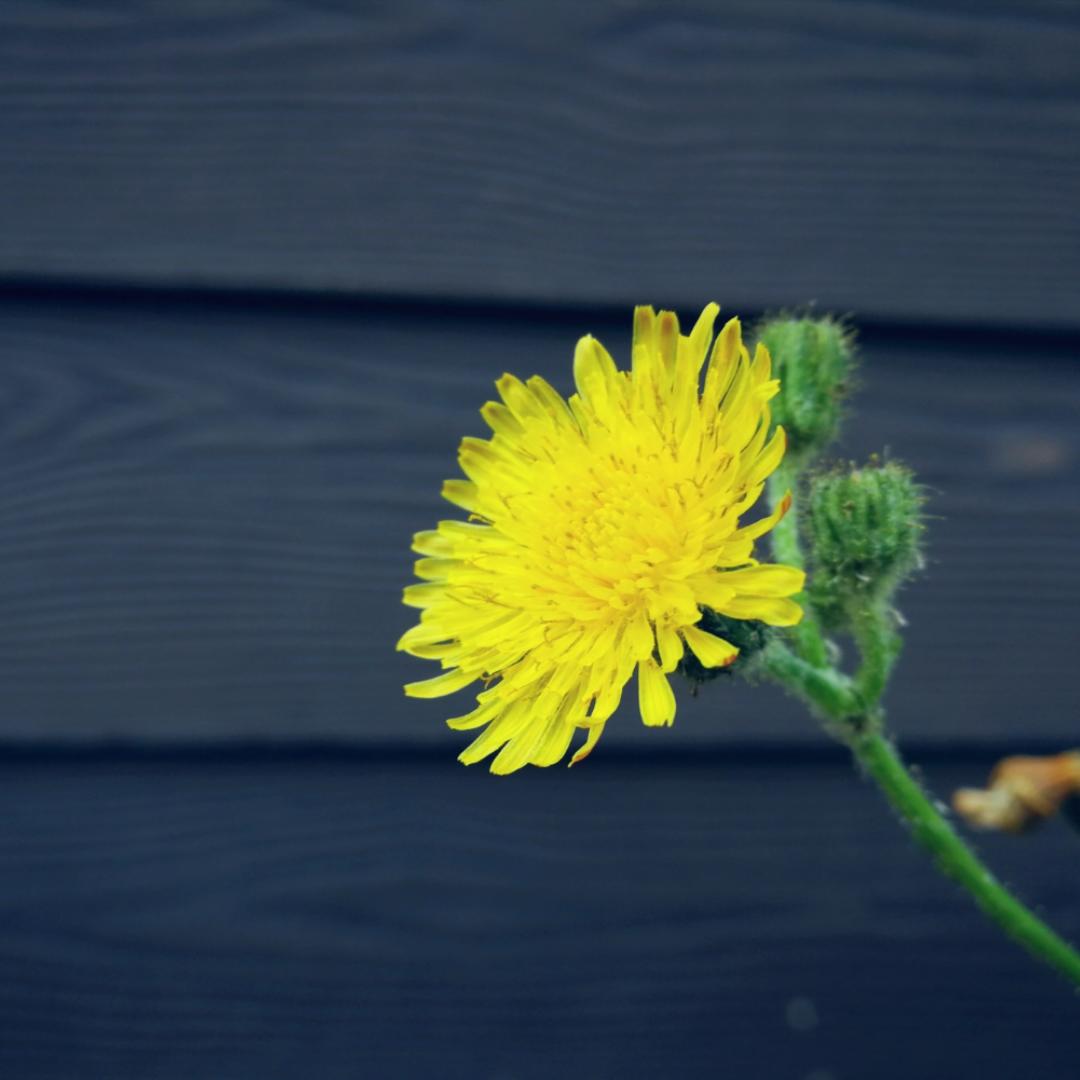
754 315 854 463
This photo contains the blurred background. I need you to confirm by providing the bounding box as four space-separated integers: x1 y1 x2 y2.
1 3 1078 1077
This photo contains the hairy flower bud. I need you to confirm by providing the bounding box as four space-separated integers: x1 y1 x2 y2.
806 459 925 624
755 316 853 463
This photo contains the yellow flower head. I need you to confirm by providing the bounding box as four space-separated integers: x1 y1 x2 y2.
398 304 804 773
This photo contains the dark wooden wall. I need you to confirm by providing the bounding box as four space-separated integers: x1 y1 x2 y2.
1 4 1078 1078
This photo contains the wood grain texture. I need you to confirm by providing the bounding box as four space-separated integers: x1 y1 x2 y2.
0 291 1076 746
2 3 1080 327
0 754 1076 1080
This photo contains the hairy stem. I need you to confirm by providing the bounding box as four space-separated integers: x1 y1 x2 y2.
766 464 829 669
759 640 860 721
854 732 1080 989
851 601 902 707
760 644 1080 990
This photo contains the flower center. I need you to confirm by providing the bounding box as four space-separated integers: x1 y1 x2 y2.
502 434 727 626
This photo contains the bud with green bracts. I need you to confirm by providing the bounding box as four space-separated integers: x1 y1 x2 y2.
806 458 925 628
755 316 854 465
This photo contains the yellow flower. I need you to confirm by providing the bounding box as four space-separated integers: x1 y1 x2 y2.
398 304 805 773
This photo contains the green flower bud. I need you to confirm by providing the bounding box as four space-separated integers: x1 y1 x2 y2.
677 609 773 684
806 459 925 625
755 316 854 463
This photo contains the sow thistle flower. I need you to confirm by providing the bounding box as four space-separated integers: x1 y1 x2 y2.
396 306 1080 996
398 304 805 773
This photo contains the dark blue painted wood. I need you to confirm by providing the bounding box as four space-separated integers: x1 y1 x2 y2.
2 3 1079 327
0 291 1076 746
0 753 1075 1080
2 6 1078 1075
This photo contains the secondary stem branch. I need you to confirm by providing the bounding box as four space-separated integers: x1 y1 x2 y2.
759 641 859 721
851 604 902 708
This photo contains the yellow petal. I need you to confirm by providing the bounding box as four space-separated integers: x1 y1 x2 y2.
404 667 476 699
693 576 737 610
685 302 720 373
756 378 781 401
441 479 482 513
717 564 805 597
401 583 446 609
625 614 655 661
750 341 772 383
526 376 575 429
402 640 458 661
396 622 451 652
589 664 629 724
457 437 504 484
411 530 454 557
569 720 606 766
682 625 739 669
716 595 804 627
507 694 580 770
529 716 577 768
637 659 676 728
742 426 787 488
412 557 457 582
446 701 498 731
490 734 540 775
496 373 544 422
631 306 659 386
656 309 680 375
655 623 684 673
702 317 742 411
480 400 525 439
728 490 792 543
573 334 618 406
458 701 532 766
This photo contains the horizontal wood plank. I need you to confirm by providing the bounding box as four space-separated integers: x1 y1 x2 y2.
0 292 1076 747
2 3 1080 327
0 754 1076 1079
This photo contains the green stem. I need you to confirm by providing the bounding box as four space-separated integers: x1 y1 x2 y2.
759 640 860 721
851 601 902 707
759 641 1080 989
854 732 1080 989
767 464 829 669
